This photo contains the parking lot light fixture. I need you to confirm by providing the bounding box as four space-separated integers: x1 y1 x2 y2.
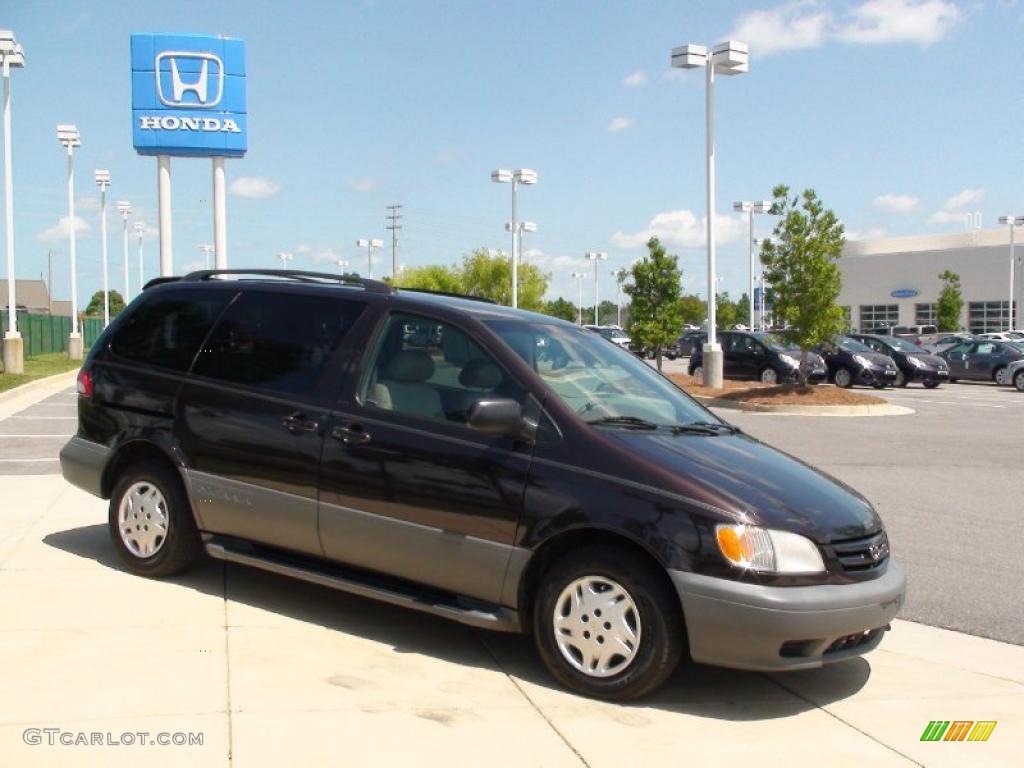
94 170 111 326
57 124 82 359
585 252 608 324
997 215 1024 331
492 168 537 308
116 201 132 299
571 271 587 326
133 222 145 291
734 200 773 330
1 30 25 374
334 258 349 275
275 251 293 269
356 239 383 279
672 39 748 388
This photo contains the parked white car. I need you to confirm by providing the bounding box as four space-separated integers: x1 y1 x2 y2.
979 331 1024 342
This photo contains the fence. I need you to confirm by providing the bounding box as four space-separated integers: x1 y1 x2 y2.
0 313 104 357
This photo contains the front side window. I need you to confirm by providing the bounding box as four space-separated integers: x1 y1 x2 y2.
486 319 713 427
193 291 365 395
359 314 524 425
110 289 232 371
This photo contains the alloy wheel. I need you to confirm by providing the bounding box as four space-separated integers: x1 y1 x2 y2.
834 368 853 388
552 576 642 678
994 367 1009 386
760 368 778 385
117 481 169 558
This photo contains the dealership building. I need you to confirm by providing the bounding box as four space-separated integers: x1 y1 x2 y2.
837 228 1022 334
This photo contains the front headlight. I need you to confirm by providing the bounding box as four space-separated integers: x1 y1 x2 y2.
778 354 799 368
908 356 927 369
715 524 825 574
852 354 873 368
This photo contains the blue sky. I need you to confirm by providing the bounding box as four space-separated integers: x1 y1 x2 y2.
3 0 1022 306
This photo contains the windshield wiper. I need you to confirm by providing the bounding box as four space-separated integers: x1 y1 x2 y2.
671 421 740 435
585 416 661 430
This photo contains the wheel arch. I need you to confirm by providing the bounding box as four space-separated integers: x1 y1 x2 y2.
100 439 182 499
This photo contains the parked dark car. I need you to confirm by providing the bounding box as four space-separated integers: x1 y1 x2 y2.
815 336 899 389
60 269 904 701
845 333 949 388
689 331 828 384
938 339 1024 386
676 331 706 357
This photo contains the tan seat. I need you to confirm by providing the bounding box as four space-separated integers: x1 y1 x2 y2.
371 349 445 419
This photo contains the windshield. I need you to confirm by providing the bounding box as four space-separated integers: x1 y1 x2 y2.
599 328 628 341
486 319 715 427
754 332 799 351
879 336 921 353
837 337 873 353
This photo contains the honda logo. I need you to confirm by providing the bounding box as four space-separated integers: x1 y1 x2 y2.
155 51 224 108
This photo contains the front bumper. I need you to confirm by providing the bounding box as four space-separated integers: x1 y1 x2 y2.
909 367 949 382
59 436 111 498
858 367 898 385
669 560 906 671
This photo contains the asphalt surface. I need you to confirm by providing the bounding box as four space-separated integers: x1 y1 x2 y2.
2 374 1021 644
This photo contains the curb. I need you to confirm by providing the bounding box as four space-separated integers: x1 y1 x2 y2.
694 395 914 417
0 369 79 405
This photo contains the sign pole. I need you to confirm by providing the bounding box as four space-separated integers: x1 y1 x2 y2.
157 155 172 277
212 156 227 269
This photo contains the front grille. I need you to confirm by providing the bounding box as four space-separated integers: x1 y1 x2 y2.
830 531 889 572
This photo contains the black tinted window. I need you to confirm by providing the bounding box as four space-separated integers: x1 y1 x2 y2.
110 290 231 371
194 292 365 395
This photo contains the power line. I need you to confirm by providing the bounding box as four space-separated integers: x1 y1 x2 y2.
385 204 403 280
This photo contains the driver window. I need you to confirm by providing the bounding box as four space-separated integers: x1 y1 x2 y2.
360 314 523 425
975 343 995 355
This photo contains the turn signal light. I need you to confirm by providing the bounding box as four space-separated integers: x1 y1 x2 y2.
76 369 93 399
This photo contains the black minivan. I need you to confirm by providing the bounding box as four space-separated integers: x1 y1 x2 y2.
688 331 828 384
61 270 904 700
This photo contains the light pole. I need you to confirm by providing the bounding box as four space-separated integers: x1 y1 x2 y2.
734 200 772 330
491 168 537 308
612 269 626 327
57 124 82 360
753 238 769 331
117 201 131 300
672 40 748 387
334 258 349 275
199 244 214 270
571 271 586 326
997 216 1024 331
1 30 25 374
585 252 608 324
134 222 145 292
355 239 383 279
275 251 293 269
94 170 111 326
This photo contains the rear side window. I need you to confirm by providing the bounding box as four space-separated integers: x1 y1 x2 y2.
110 290 232 371
193 291 365 395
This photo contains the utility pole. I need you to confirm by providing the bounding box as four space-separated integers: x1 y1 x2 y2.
385 204 402 281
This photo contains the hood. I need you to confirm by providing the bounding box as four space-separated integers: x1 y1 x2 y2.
909 352 946 367
864 351 896 368
603 430 882 543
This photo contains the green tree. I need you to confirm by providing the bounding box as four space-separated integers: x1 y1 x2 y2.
678 294 706 327
715 292 738 329
760 185 846 385
84 289 126 317
624 237 683 371
460 248 549 310
734 292 751 328
936 270 963 332
541 297 577 322
395 264 464 294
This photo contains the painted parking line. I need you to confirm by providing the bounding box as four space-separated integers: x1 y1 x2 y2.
0 458 60 463
4 416 77 420
0 435 73 438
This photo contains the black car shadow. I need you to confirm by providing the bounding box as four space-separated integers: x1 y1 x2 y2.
44 523 870 719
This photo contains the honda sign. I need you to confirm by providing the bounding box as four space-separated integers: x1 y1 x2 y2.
131 33 247 157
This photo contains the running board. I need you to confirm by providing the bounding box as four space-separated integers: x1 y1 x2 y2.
204 538 522 633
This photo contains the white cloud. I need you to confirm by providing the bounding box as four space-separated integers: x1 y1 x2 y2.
622 70 648 87
75 196 100 212
229 176 281 199
873 193 920 213
350 178 379 193
608 117 634 133
294 244 313 254
926 187 984 224
434 148 460 165
728 1 830 55
838 0 960 45
37 215 90 243
611 209 745 249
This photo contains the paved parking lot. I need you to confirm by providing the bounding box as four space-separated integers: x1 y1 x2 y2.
0 387 76 476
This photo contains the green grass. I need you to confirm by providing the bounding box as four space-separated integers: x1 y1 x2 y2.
0 352 81 393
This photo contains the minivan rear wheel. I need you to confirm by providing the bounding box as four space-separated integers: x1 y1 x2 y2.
108 460 201 578
533 546 684 701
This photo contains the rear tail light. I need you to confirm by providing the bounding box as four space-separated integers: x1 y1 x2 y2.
76 369 93 399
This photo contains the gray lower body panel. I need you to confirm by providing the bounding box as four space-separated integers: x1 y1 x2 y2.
669 561 906 671
59 437 111 498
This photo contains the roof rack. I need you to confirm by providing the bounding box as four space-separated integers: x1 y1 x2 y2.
179 269 392 294
142 276 182 290
395 287 496 304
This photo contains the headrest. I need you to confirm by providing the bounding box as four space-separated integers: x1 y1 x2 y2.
458 359 503 389
386 350 435 383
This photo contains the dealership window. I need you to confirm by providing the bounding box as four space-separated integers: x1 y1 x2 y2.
968 301 1015 334
915 303 936 325
859 304 898 332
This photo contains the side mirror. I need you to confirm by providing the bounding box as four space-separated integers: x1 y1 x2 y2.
467 398 524 437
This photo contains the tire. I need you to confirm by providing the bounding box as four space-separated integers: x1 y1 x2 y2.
993 366 1009 386
533 546 684 701
894 370 907 387
645 350 656 361
759 367 779 385
949 377 958 383
108 460 201 578
1015 369 1024 393
923 380 941 389
691 365 703 378
872 382 887 390
834 367 854 388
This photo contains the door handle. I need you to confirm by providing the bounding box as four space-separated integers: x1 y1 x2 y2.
281 413 320 433
331 424 371 446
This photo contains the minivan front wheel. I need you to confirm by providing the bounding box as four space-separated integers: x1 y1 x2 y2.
533 546 683 701
109 460 201 578
760 367 778 385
